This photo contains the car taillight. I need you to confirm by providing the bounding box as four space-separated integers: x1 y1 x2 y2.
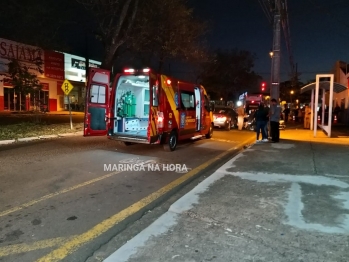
157 112 164 129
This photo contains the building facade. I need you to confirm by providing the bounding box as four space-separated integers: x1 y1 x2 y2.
332 61 349 123
0 37 101 112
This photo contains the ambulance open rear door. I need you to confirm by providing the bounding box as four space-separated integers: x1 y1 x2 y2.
84 68 110 136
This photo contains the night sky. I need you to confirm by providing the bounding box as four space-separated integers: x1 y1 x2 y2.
187 0 349 83
67 0 349 84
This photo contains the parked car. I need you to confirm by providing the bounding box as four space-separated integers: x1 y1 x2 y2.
213 106 237 130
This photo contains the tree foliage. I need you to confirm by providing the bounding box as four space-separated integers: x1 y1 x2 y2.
199 49 261 100
76 0 140 70
279 79 309 104
7 59 43 95
129 0 209 72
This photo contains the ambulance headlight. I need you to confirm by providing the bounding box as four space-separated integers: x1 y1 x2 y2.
237 101 242 106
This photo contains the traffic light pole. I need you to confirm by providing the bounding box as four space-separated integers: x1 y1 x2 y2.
270 8 281 102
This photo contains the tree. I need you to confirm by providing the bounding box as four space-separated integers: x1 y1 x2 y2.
198 49 261 100
76 0 140 70
129 0 209 72
7 59 43 98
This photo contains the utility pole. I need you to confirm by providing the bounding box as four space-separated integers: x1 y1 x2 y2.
270 1 281 102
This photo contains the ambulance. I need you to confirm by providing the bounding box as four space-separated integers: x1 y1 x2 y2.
83 67 214 151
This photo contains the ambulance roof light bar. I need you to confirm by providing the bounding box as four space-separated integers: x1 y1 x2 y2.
143 68 150 73
124 68 135 73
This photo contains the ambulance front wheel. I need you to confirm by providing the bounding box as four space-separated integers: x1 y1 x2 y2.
163 131 177 151
205 124 213 139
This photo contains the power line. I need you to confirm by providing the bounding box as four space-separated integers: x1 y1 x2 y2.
258 0 273 25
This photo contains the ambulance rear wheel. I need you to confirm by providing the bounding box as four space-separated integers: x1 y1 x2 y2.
118 141 133 146
163 131 177 151
205 124 213 139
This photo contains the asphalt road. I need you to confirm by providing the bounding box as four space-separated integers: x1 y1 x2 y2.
0 128 255 262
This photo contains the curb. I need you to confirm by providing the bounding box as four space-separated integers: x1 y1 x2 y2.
0 132 82 146
17 137 41 142
0 139 16 145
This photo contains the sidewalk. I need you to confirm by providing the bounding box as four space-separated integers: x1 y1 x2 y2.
103 128 349 262
47 111 84 115
0 110 84 115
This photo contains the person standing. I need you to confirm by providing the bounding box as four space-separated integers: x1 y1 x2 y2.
283 105 290 123
334 103 341 122
269 98 281 143
264 102 270 139
254 103 268 142
304 104 311 129
293 108 299 122
237 105 245 130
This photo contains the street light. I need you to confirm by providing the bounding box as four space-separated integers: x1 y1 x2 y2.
290 90 294 105
269 50 274 58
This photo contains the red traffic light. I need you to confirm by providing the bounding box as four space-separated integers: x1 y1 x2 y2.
261 82 266 91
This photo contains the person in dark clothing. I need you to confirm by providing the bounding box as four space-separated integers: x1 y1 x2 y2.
334 104 341 122
254 103 268 142
269 98 281 142
264 104 270 139
293 108 299 122
283 105 290 123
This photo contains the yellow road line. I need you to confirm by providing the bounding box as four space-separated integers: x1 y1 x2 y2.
0 237 74 257
36 138 253 262
0 171 121 217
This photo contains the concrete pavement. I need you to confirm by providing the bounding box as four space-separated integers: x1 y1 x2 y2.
102 126 349 262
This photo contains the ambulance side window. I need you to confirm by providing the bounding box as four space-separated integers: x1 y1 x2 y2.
152 85 158 106
180 91 195 110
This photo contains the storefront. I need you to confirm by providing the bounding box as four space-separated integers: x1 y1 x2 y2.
0 38 65 112
62 53 100 111
0 37 101 112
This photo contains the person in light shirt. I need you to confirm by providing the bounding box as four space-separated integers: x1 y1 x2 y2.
304 104 311 129
237 105 245 130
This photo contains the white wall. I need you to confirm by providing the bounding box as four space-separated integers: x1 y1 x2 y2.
64 53 101 83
